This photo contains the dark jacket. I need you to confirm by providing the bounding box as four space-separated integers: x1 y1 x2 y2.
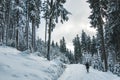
85 62 89 69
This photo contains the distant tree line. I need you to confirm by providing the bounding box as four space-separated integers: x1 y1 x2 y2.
59 37 75 64
73 30 97 64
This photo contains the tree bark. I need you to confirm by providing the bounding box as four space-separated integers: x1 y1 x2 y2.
0 27 2 42
99 26 108 72
16 0 19 50
47 18 52 61
2 27 4 44
47 0 53 61
26 0 29 49
32 19 36 52
45 18 47 46
16 28 19 49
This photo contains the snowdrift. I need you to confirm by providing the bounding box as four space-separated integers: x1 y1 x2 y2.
0 46 65 80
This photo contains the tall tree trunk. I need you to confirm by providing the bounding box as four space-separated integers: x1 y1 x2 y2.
0 27 2 42
45 18 47 46
5 26 8 45
5 0 11 45
46 0 54 61
32 19 36 52
116 33 120 62
99 26 108 72
3 0 6 45
16 0 19 50
2 27 4 44
47 18 52 61
16 14 19 49
16 28 19 49
45 18 48 57
26 0 29 49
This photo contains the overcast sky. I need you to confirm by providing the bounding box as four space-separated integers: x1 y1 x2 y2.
37 0 96 52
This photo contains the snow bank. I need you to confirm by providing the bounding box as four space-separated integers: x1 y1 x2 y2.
0 47 65 80
0 46 20 55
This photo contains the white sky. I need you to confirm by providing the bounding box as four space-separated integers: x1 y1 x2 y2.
37 0 96 52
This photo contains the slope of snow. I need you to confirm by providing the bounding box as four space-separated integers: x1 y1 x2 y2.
58 64 120 80
0 46 64 80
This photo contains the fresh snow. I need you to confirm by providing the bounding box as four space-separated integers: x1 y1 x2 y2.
0 46 120 80
58 64 120 80
0 46 64 80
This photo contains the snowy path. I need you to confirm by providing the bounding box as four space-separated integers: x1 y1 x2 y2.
58 64 120 80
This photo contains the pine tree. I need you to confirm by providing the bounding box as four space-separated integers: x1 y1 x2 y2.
0 0 5 44
86 36 91 54
51 40 55 47
60 37 66 53
3 0 11 45
45 0 70 60
29 0 41 52
87 0 108 72
81 30 87 53
42 0 49 47
68 51 75 64
73 34 82 63
25 0 30 50
13 0 20 49
91 36 97 56
106 0 120 62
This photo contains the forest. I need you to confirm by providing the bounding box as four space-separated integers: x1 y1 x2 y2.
0 0 120 78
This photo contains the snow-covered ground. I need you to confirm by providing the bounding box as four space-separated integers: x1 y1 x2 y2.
58 64 120 80
0 46 120 80
0 46 64 80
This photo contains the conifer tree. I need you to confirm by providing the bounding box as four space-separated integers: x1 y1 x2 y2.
60 37 66 53
73 34 82 63
86 36 91 54
45 0 70 60
91 36 97 56
106 0 120 62
0 0 6 44
13 0 24 50
29 0 41 52
81 30 87 53
51 40 55 47
25 0 30 50
87 0 108 71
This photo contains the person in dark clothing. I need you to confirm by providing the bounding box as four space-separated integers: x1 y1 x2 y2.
85 62 90 73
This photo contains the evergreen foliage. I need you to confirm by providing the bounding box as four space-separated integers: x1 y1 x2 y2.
60 37 66 53
91 36 97 56
87 0 108 72
81 30 87 53
73 34 82 63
